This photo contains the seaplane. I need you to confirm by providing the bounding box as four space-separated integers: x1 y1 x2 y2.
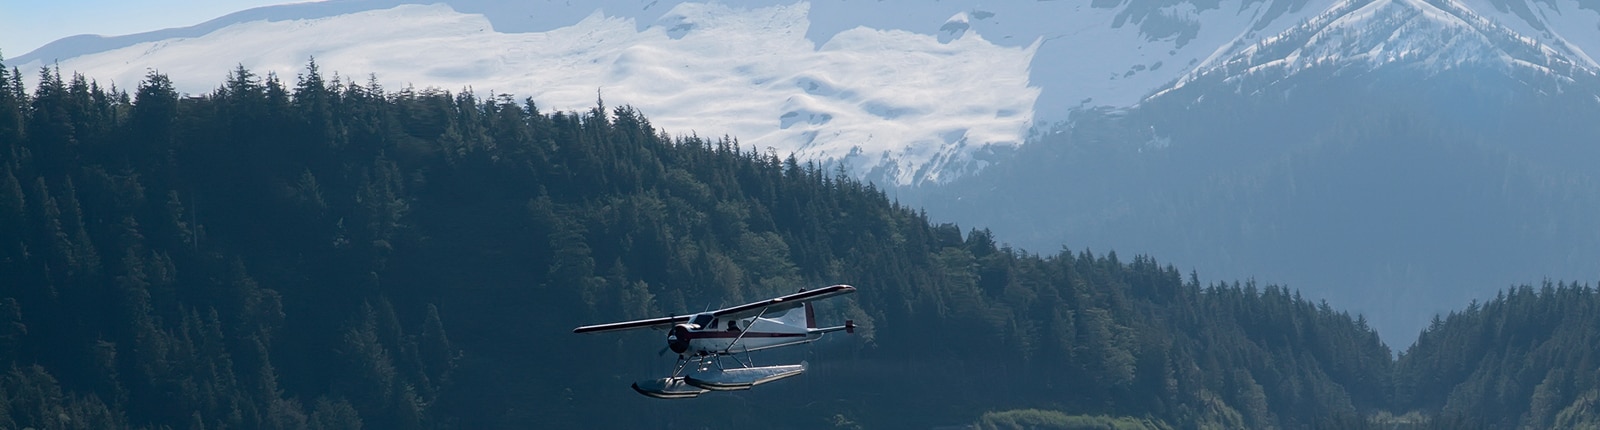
573 284 857 399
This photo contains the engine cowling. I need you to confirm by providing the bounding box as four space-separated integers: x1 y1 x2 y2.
667 324 693 354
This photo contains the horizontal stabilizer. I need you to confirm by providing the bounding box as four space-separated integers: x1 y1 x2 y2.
684 363 806 391
631 377 708 399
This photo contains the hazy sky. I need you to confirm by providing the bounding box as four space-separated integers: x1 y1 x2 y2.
1 0 313 59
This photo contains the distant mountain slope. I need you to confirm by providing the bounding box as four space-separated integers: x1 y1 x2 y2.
913 0 1600 342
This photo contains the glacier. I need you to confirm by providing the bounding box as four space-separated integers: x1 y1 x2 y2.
14 2 1039 186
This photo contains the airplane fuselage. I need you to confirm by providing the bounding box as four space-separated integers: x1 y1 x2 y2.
681 321 815 355
666 304 852 356
668 313 818 356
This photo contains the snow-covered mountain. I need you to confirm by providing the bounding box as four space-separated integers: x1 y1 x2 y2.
1458 0 1600 66
1150 0 1600 102
12 0 1600 185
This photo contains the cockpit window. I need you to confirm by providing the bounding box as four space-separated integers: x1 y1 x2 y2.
690 314 713 328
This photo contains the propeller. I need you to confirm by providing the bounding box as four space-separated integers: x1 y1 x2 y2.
667 325 691 354
657 312 684 356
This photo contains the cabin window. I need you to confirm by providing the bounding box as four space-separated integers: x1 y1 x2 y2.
691 314 713 328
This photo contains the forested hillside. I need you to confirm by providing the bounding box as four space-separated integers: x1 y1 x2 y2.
1395 283 1600 429
0 58 1590 429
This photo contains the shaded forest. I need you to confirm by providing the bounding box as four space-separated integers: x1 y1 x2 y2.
0 58 1594 429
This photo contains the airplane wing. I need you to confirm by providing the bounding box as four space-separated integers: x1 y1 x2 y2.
571 284 856 334
572 314 691 334
710 284 856 321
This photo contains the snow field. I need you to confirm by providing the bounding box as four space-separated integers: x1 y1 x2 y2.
19 2 1039 186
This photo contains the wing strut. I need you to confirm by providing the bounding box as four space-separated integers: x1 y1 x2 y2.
724 306 769 354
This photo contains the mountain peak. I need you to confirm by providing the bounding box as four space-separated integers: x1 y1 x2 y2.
1152 0 1599 101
